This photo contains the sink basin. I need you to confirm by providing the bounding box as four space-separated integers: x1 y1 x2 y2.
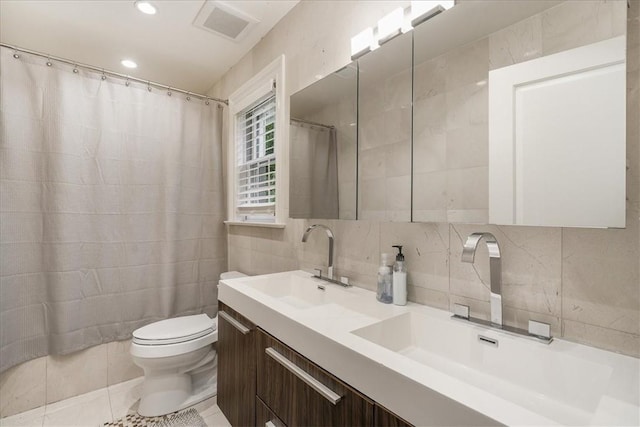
226 271 392 321
245 273 332 309
352 312 617 423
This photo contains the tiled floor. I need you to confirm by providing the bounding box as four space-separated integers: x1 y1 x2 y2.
0 377 231 427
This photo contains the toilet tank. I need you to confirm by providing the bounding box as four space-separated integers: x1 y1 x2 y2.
219 271 247 281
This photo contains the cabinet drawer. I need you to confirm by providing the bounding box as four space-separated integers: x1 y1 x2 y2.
256 329 374 426
256 396 286 427
218 302 257 427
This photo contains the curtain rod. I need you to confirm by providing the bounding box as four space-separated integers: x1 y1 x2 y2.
290 117 335 130
1 43 228 106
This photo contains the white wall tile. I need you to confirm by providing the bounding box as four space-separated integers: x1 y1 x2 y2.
46 345 107 404
106 340 142 386
0 357 46 418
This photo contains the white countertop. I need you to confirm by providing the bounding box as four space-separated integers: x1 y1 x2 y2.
219 270 640 426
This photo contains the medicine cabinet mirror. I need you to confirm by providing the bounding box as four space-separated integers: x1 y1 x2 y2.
289 62 358 220
290 0 627 228
411 0 626 228
357 30 413 222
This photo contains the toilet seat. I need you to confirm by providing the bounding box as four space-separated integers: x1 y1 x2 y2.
130 314 219 359
133 314 216 346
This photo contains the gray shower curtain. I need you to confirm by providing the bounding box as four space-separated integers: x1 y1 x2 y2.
289 123 339 218
0 47 227 373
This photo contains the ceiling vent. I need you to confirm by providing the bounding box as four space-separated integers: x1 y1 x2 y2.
194 1 259 42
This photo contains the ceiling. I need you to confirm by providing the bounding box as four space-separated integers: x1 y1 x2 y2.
0 0 298 94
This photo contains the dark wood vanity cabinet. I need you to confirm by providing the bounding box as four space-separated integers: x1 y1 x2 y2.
256 396 286 427
256 329 375 426
218 303 412 427
218 302 257 427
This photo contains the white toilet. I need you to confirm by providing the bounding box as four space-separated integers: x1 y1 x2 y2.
130 271 246 417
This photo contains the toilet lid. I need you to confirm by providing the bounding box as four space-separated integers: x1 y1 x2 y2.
133 314 216 345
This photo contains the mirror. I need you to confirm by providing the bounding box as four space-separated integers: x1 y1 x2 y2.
489 36 626 227
412 0 626 227
290 0 627 228
289 62 358 219
358 31 412 221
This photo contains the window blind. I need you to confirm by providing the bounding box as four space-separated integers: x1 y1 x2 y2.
235 93 276 219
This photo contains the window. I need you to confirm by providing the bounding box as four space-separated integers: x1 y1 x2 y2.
226 56 287 227
236 93 276 218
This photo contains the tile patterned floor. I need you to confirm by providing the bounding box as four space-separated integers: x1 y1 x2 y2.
0 377 231 427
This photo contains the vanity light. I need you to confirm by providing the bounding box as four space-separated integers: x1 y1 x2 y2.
121 59 138 69
411 0 454 27
134 1 157 15
350 27 376 60
377 7 404 45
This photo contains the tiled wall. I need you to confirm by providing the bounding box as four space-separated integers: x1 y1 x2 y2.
215 0 639 359
0 340 142 418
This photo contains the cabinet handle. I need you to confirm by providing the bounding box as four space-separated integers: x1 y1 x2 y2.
265 347 342 405
219 310 250 335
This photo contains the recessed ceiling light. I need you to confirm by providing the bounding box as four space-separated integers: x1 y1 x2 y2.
134 1 157 15
121 59 138 69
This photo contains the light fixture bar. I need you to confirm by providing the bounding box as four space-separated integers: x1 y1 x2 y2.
377 7 404 45
350 27 376 60
350 1 456 60
411 1 454 27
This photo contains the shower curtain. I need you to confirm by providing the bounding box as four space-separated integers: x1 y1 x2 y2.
289 123 338 218
0 47 226 373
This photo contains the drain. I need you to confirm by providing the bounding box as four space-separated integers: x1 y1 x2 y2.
478 334 499 347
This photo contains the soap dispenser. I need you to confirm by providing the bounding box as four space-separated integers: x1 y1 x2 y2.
376 253 393 303
392 245 407 306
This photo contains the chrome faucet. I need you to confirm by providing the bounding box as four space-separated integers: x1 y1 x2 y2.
454 232 553 344
462 232 502 326
301 224 334 280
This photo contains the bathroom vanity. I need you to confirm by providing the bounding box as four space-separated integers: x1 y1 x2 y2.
218 271 639 426
218 300 410 427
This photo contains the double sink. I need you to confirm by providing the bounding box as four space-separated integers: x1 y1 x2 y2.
219 270 640 426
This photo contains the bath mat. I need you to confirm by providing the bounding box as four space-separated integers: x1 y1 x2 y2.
103 408 207 427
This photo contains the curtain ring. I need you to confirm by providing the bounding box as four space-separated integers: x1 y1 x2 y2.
46 56 53 67
147 82 152 92
205 97 210 105
186 92 191 101
101 70 107 81
125 77 130 87
12 50 20 59
167 88 172 96
73 64 79 73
